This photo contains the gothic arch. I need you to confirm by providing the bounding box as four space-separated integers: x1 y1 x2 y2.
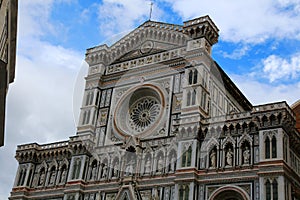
238 133 252 147
206 137 219 152
222 136 235 149
209 185 250 200
48 159 58 170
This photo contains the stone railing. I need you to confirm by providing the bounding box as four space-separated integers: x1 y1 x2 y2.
202 111 251 124
17 141 69 151
252 101 295 119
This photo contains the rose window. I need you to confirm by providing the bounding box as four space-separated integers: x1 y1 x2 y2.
128 97 160 133
113 86 165 137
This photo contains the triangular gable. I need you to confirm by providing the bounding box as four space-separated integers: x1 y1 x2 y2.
123 136 141 150
86 20 189 66
115 185 138 200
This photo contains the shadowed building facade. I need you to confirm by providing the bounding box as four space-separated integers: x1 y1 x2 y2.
10 16 300 200
0 0 18 147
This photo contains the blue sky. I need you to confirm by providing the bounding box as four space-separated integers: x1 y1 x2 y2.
1 0 300 198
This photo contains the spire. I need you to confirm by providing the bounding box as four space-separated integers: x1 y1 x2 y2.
149 1 153 21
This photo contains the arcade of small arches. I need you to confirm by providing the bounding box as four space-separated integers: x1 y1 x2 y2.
16 160 69 188
15 148 179 189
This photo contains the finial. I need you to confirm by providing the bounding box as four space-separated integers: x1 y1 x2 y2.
149 1 153 21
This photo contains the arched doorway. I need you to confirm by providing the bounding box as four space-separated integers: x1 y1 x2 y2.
209 185 249 200
214 190 244 200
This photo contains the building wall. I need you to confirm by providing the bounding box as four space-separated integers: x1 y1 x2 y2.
0 0 17 146
10 16 300 200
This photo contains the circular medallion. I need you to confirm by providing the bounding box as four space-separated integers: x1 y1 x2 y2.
140 41 154 54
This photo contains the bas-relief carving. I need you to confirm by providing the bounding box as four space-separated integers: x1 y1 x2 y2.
173 95 182 111
140 190 151 200
98 109 108 126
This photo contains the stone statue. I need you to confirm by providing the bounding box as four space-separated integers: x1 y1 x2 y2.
39 171 45 186
210 150 216 168
91 165 97 180
102 165 107 179
49 171 56 185
157 155 164 173
125 162 133 176
145 157 151 174
32 174 39 187
112 161 119 177
60 169 67 183
226 148 233 166
170 154 176 172
125 156 135 176
243 146 250 164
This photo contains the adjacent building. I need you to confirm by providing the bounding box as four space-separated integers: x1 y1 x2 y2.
0 0 18 147
10 16 300 200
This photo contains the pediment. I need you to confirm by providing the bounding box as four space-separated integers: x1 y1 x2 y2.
123 136 141 150
115 185 138 200
86 20 189 66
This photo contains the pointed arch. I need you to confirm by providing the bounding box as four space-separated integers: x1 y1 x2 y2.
265 136 271 159
272 135 277 158
273 179 278 200
266 179 271 200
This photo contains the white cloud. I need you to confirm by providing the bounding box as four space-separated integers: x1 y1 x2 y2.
97 0 164 38
0 0 84 199
231 74 300 106
221 45 250 60
161 0 300 43
261 53 300 82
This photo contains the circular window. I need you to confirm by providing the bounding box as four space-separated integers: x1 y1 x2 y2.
128 96 160 133
113 85 165 137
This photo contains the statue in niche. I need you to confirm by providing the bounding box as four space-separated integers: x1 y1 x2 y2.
210 149 216 168
112 161 119 177
91 165 97 180
157 155 164 173
226 148 233 166
102 165 107 179
243 146 250 164
145 157 151 174
170 154 176 172
49 170 56 185
60 168 67 183
125 161 134 176
32 174 39 187
38 170 45 186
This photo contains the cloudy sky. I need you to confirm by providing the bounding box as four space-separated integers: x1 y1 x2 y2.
1 0 300 198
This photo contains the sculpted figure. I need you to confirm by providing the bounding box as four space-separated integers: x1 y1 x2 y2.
60 169 67 183
157 155 164 173
170 154 176 172
49 171 56 185
39 171 45 186
243 146 250 164
145 157 151 174
226 148 233 166
102 165 107 178
210 150 216 168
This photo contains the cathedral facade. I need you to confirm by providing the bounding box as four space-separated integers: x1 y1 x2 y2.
10 16 300 200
